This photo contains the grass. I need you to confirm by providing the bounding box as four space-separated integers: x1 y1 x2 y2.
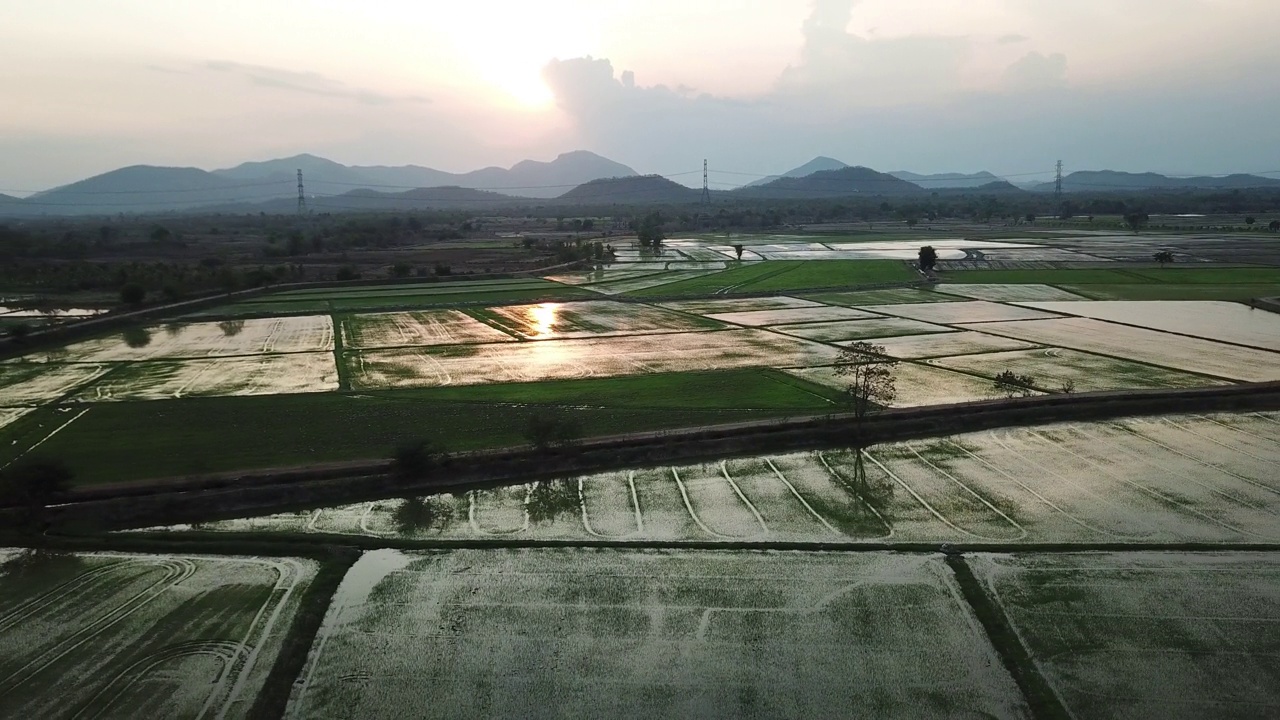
627 260 916 297
14 369 844 485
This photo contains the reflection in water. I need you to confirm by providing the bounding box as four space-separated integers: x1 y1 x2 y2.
825 448 895 536
121 326 152 348
163 322 185 337
394 496 455 536
218 319 245 337
527 479 579 524
527 303 559 339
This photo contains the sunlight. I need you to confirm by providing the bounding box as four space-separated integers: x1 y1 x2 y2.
529 302 560 338
497 71 554 109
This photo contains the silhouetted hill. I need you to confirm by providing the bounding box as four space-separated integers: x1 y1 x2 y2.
556 175 701 204
219 150 638 199
891 170 1002 189
28 166 282 214
207 185 527 214
1033 170 1280 192
743 156 848 188
736 166 922 198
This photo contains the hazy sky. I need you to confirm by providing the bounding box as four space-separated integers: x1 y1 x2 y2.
2 0 1278 192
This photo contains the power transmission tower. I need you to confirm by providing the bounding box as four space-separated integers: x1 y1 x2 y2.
701 159 711 205
1054 160 1063 202
297 169 306 215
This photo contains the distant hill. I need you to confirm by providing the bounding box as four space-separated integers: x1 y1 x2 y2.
557 175 701 204
203 185 527 214
27 166 283 214
1033 170 1280 193
218 150 637 199
736 166 922 198
891 170 1002 189
743 156 848 188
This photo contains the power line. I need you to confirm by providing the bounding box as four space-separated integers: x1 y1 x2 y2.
296 169 306 215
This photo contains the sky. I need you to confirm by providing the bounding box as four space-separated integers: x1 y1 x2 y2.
2 0 1278 193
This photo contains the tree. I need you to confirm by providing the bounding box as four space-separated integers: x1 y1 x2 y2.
392 440 439 479
834 342 898 420
1025 213 1036 224
636 212 665 247
120 282 146 305
993 370 1037 398
732 244 745 261
918 246 938 273
1124 211 1149 233
1245 216 1256 226
905 217 918 228
1153 250 1175 267
1270 220 1280 232
0 460 73 532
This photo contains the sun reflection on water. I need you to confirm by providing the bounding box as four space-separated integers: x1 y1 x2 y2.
528 303 560 338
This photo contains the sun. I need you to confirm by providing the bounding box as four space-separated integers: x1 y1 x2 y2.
499 72 554 109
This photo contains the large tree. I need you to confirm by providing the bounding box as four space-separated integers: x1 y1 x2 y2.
834 342 898 420
918 246 938 273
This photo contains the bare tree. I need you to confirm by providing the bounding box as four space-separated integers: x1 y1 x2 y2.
834 342 898 420
1153 250 1174 267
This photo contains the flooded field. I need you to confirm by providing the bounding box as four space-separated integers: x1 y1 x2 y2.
341 310 515 349
1024 300 1280 351
963 317 1280 382
866 330 1039 359
788 361 1017 407
0 362 109 404
283 549 1027 720
74 352 340 401
873 300 1063 324
934 284 1088 302
172 413 1280 545
929 348 1228 392
969 552 1280 719
485 300 716 338
347 329 839 388
706 304 879 327
23 316 335 362
770 317 952 342
659 295 823 315
0 550 316 719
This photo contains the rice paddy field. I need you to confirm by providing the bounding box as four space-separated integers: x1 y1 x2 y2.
5 232 1280 717
281 549 1029 720
0 550 317 719
4 234 1280 479
967 552 1280 719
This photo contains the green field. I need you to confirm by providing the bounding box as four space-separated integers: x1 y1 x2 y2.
627 260 916 297
8 369 844 485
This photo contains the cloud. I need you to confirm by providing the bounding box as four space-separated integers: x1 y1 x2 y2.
773 0 970 106
201 61 429 105
1003 51 1068 91
996 33 1029 45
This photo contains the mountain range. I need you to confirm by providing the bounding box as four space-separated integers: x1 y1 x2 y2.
4 152 1279 217
1031 170 1280 193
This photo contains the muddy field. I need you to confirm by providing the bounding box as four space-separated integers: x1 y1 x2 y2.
0 550 316 719
283 549 1027 720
